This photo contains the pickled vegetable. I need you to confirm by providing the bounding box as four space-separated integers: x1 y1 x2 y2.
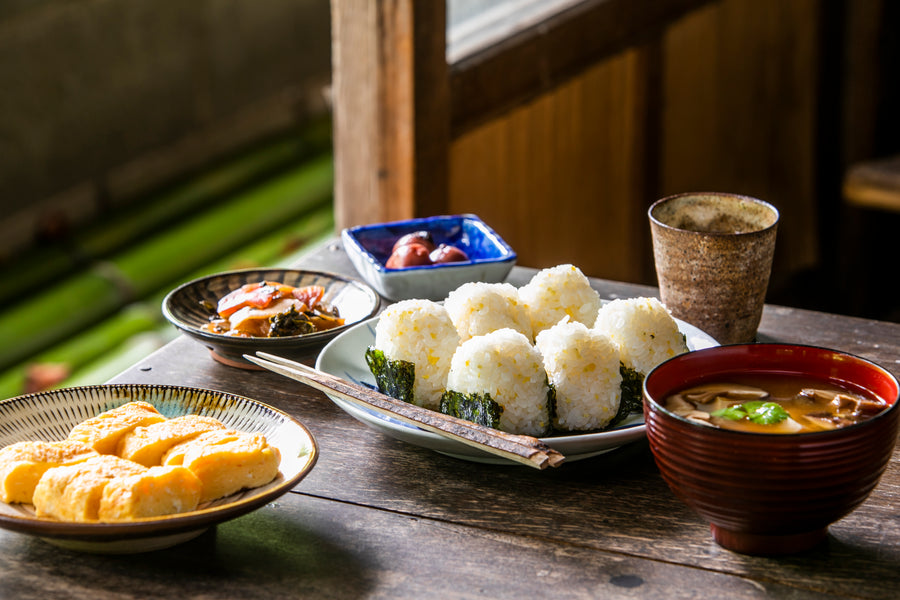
201 282 343 338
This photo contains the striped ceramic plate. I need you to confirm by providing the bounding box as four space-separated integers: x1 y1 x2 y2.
0 384 317 553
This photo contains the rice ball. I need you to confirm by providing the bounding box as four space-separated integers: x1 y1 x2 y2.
594 297 688 375
535 319 622 432
445 328 550 436
374 299 460 410
519 264 602 335
444 282 532 343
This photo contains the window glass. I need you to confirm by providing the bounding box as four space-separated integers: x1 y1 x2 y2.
447 0 580 61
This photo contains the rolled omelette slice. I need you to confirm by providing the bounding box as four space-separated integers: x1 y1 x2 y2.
67 401 166 455
33 455 146 522
116 415 226 467
98 465 202 521
0 440 98 504
162 429 281 503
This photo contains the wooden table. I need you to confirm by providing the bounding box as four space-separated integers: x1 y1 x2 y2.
3 240 899 599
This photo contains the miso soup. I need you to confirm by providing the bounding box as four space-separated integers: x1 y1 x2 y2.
664 373 889 433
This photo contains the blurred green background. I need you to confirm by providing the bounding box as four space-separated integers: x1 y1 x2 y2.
0 1 338 398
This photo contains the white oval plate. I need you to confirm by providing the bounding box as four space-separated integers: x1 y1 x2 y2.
0 384 318 553
315 313 718 465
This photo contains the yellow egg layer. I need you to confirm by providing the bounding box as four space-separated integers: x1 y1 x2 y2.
116 415 226 467
33 455 146 522
67 401 166 454
0 440 98 504
98 465 202 521
163 429 281 503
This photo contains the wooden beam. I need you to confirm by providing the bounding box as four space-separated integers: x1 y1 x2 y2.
331 0 449 230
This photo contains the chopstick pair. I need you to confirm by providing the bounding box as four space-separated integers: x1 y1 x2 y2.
245 352 565 470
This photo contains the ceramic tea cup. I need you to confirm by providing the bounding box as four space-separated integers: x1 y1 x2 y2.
649 192 778 344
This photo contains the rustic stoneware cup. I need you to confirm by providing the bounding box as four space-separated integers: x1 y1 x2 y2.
648 192 779 344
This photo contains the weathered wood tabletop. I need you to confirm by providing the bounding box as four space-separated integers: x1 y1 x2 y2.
2 240 899 599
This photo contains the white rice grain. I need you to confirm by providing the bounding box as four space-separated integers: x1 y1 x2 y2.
446 328 550 436
519 264 602 335
375 299 460 410
535 319 622 432
594 297 688 375
444 282 532 343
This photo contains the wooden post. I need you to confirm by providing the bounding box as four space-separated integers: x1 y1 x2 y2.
330 0 449 230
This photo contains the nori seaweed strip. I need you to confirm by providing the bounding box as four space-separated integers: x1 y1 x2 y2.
608 363 645 427
547 381 558 426
364 347 416 405
440 391 503 429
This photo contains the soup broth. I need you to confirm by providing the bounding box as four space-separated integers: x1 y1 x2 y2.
665 373 888 434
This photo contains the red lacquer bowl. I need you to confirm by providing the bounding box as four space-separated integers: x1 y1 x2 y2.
643 344 900 556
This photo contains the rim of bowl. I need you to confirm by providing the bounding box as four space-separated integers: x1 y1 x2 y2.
642 343 900 437
648 192 780 238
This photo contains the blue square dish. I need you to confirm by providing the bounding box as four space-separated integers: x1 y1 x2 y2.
341 214 517 301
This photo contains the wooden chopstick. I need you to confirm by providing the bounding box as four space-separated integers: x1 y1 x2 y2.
246 351 565 469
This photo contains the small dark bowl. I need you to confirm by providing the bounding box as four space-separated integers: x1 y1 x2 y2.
341 213 516 301
163 268 380 367
643 343 900 555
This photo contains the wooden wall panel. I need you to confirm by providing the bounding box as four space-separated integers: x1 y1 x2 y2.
448 0 826 291
841 0 888 166
448 48 653 282
334 0 838 299
659 0 822 291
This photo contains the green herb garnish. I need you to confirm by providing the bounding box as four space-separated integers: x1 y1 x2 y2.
711 401 790 425
268 306 316 336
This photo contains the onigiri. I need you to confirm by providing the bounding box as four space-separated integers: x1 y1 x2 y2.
443 282 532 343
535 319 622 432
519 264 602 335
369 299 460 410
593 297 688 376
441 328 551 436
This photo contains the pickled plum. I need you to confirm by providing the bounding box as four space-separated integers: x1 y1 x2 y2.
392 231 435 254
386 243 433 268
385 230 469 268
430 244 469 264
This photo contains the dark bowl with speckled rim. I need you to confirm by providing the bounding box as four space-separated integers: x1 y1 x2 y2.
643 344 900 556
162 268 380 368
